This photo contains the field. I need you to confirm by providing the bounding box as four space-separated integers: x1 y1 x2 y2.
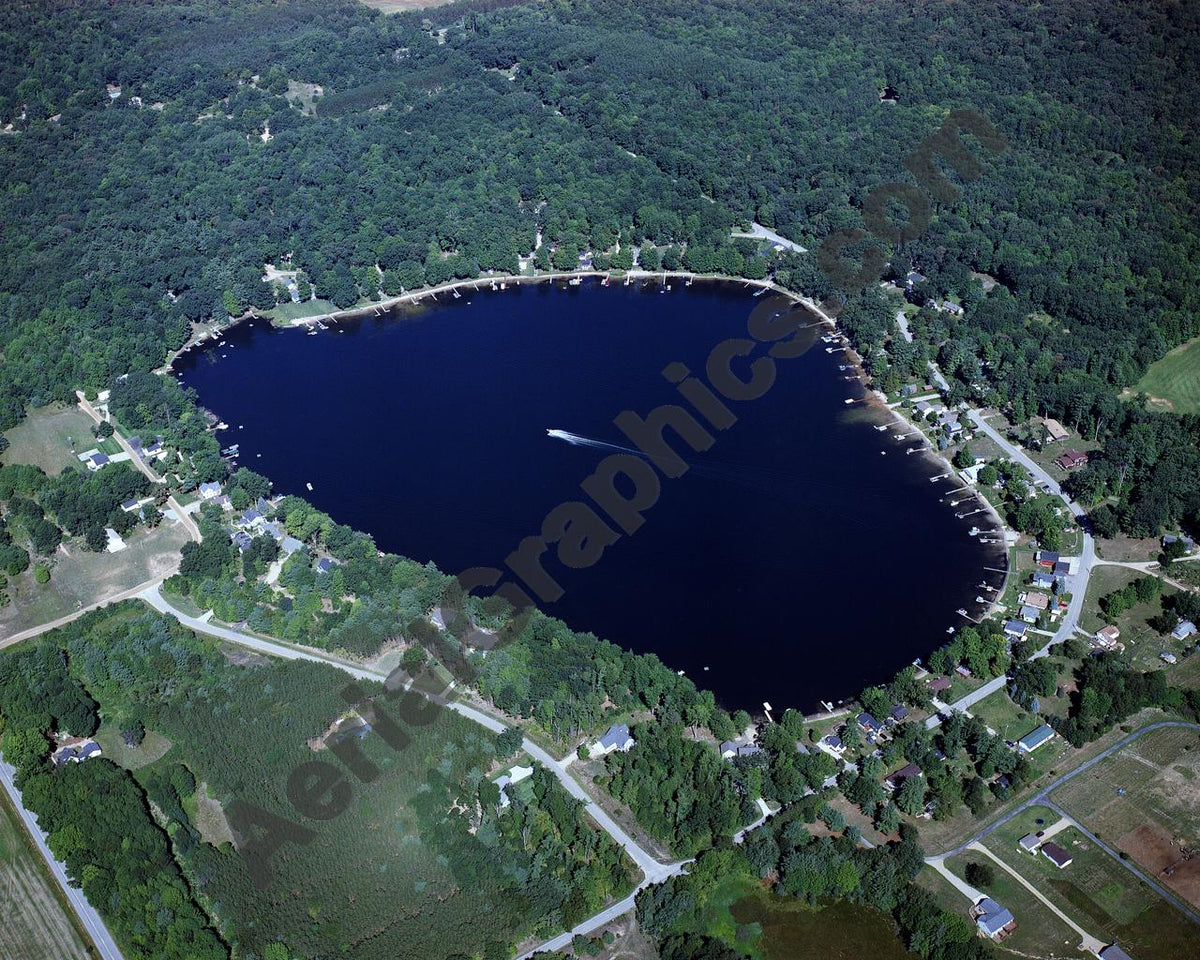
359 0 456 11
1 403 95 475
969 688 1035 742
0 788 94 960
0 518 188 642
1132 335 1200 414
1053 727 1200 910
942 850 1081 959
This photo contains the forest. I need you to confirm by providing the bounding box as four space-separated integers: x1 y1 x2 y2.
1 0 1199 537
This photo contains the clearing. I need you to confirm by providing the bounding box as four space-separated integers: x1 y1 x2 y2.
1131 335 1200 414
0 787 94 960
359 0 456 12
0 519 188 642
1 403 96 476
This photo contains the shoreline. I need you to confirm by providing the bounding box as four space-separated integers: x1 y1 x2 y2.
163 270 832 372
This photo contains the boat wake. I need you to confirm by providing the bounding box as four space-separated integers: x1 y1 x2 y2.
546 429 642 456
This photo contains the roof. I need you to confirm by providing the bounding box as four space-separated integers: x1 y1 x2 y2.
1054 560 1071 575
889 704 909 721
199 481 222 495
90 452 109 465
1096 625 1121 642
316 557 336 573
121 498 138 510
1018 723 1055 752
240 509 262 524
1043 418 1069 441
1032 571 1054 585
1023 592 1050 610
928 676 952 692
975 897 1015 935
1172 620 1196 640
1041 841 1072 867
906 270 927 284
1019 605 1039 621
1099 945 1134 960
1036 550 1060 564
824 734 843 750
886 763 922 787
857 711 882 731
597 723 632 749
1019 832 1041 851
280 536 305 554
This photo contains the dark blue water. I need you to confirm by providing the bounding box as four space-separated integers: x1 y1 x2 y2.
176 282 1002 712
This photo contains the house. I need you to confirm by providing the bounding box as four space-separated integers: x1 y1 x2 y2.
955 665 972 679
1041 841 1073 869
82 451 110 471
720 741 762 760
1162 534 1197 554
199 481 222 499
142 439 163 459
889 704 910 723
316 557 338 574
121 498 140 512
928 676 952 694
105 83 122 99
1004 619 1028 638
239 508 263 528
1099 944 1134 960
590 723 634 757
52 737 103 766
904 270 927 291
914 400 934 415
857 712 884 735
1042 418 1070 443
1171 620 1197 641
884 763 923 791
1018 832 1042 853
231 530 253 553
1054 449 1088 470
1019 605 1040 624
496 763 534 808
280 536 305 556
1036 550 1060 568
1017 723 1055 754
1031 571 1055 589
1021 592 1050 611
1160 651 1177 665
940 299 964 315
973 897 1016 939
943 419 964 437
1094 625 1121 649
822 734 846 756
1053 560 1072 577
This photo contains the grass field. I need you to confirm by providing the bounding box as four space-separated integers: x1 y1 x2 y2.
969 689 1034 742
979 809 1199 960
1 404 94 476
1053 727 1200 910
1133 335 1200 414
943 850 1082 959
0 788 94 960
0 518 188 641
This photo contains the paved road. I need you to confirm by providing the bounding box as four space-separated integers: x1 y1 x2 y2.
138 586 686 885
0 756 124 960
76 393 200 542
936 721 1200 860
731 221 808 254
0 575 167 650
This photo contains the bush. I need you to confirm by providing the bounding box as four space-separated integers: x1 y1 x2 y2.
33 564 50 584
965 861 994 887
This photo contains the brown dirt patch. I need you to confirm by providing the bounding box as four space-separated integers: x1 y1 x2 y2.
1120 823 1200 909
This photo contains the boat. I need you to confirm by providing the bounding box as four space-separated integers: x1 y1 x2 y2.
500 281 506 290
601 277 610 286
306 482 313 491
568 277 582 286
843 398 855 404
753 286 767 296
452 289 461 299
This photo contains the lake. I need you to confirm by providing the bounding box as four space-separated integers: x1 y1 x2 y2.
176 280 1003 712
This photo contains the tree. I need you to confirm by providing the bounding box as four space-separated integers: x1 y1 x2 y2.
895 773 925 816
496 725 523 757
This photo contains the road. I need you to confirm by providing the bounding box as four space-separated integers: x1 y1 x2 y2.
731 221 808 254
75 392 200 543
138 585 687 887
0 756 124 960
0 575 167 651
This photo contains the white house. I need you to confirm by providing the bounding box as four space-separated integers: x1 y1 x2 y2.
590 723 634 757
496 763 534 808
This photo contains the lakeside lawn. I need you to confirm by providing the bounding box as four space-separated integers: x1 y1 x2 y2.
0 788 94 960
968 688 1034 742
1132 335 1200 414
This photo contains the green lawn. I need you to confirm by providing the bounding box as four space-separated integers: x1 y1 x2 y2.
1134 335 1200 414
1 403 94 476
969 689 1034 741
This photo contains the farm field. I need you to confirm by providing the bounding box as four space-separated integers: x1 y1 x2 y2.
1132 335 1200 414
1053 727 1200 911
0 787 94 960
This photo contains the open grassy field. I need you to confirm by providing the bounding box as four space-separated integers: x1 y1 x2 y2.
0 519 188 642
969 688 1035 742
980 812 1199 960
1132 335 1200 414
1053 726 1200 910
0 788 95 960
943 850 1082 959
1 403 95 476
